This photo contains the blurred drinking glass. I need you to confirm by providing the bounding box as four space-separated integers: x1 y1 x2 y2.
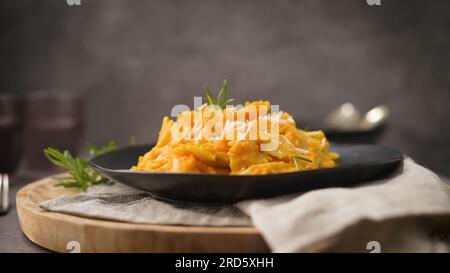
23 91 84 177
0 94 23 175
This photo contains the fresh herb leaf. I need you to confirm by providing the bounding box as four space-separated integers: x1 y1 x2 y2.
217 79 228 107
292 155 313 170
293 155 313 163
204 79 234 109
223 98 235 105
292 157 300 170
86 141 118 157
204 85 216 105
130 136 137 146
44 141 118 191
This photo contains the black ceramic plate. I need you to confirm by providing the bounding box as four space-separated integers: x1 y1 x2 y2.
89 143 403 204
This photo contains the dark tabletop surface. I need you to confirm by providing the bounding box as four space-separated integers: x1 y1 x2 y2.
1 173 449 253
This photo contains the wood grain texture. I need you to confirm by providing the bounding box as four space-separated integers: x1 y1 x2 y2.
16 177 269 253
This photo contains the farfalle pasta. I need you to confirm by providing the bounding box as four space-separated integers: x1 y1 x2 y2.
131 100 338 175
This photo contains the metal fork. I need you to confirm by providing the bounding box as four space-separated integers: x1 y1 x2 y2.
0 174 9 214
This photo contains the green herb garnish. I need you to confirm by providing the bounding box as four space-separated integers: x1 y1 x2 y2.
129 136 137 146
204 79 235 109
86 141 118 157
292 155 313 170
44 142 118 191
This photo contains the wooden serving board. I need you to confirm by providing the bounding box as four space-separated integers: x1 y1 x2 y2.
16 177 269 253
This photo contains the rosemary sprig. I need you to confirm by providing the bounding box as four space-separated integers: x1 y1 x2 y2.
204 79 235 109
86 141 118 157
129 135 137 146
44 142 118 191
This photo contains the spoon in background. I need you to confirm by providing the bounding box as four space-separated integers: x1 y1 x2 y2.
325 103 390 132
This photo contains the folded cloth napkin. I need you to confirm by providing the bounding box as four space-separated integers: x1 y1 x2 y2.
40 158 450 252
40 182 251 226
236 158 450 252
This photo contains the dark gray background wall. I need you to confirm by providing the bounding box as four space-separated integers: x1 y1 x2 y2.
1 0 449 175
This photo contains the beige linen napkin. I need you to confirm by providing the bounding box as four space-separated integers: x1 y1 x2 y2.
40 158 450 252
236 158 450 252
40 182 251 226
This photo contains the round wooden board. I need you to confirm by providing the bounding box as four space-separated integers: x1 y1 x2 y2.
16 177 269 253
